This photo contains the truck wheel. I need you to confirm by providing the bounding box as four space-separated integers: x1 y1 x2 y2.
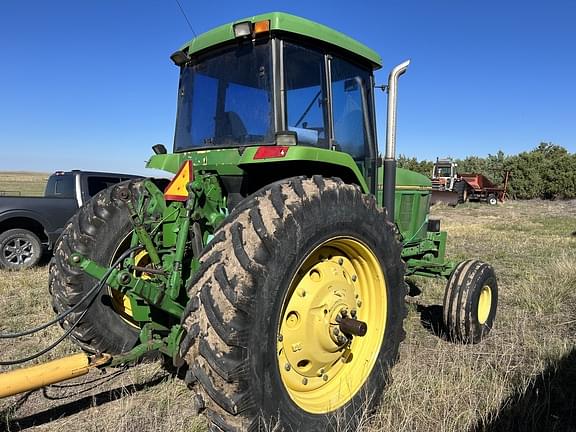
180 176 406 432
0 228 42 270
454 181 468 204
443 260 498 343
487 194 498 205
48 180 148 354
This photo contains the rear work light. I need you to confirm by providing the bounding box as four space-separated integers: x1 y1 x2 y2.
233 21 252 38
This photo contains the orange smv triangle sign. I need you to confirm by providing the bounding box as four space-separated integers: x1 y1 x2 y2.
164 160 194 201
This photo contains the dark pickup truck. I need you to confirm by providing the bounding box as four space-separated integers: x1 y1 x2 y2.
0 170 140 270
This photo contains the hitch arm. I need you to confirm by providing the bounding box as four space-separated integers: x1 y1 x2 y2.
0 353 111 398
69 253 184 318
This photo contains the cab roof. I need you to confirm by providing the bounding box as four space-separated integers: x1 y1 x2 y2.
180 12 382 69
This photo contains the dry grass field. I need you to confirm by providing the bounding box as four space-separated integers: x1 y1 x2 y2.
1 173 575 431
0 172 49 197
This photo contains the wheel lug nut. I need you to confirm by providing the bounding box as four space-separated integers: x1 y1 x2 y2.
278 334 283 342
317 368 325 376
284 363 291 371
322 374 329 381
333 327 340 336
352 275 357 282
302 378 308 385
338 258 343 265
351 309 357 318
357 300 362 308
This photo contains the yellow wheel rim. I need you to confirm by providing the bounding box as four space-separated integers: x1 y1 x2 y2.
277 237 386 414
108 249 151 329
477 285 492 325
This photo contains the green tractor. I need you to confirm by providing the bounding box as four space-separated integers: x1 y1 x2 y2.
49 12 498 431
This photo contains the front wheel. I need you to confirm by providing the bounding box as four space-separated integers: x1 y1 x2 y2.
0 228 42 270
180 176 407 431
443 260 498 343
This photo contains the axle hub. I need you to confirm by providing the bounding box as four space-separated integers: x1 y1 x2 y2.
339 317 367 337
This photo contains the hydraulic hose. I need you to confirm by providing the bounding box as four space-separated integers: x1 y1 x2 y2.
0 308 90 366
0 246 142 365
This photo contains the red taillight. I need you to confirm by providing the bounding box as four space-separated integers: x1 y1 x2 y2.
253 146 289 160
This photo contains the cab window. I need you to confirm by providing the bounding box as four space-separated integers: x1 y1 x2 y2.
330 57 373 160
283 42 329 147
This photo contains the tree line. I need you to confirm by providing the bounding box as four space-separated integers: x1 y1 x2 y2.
397 143 576 200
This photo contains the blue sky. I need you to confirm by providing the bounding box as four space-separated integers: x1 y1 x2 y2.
0 0 574 175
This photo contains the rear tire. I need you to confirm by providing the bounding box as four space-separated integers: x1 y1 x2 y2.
487 194 498 205
180 176 407 431
454 181 469 204
443 260 498 343
48 180 147 354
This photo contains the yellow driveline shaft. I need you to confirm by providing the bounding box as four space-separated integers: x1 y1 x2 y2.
0 353 92 398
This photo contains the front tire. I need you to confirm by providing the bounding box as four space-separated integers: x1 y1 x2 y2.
0 228 42 270
443 260 498 343
180 176 406 431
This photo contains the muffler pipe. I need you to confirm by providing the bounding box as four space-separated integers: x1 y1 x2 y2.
383 60 411 223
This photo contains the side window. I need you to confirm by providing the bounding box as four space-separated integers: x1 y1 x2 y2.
330 58 373 160
283 42 328 147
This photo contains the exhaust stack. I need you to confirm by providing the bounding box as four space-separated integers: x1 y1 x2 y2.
383 60 410 222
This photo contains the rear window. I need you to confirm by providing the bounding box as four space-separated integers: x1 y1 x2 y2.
45 175 75 198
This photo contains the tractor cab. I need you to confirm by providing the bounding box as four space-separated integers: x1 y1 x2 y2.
431 158 458 191
171 13 379 190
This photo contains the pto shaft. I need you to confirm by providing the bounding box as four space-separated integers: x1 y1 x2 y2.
0 353 111 398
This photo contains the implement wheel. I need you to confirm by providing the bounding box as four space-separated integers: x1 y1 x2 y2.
48 180 151 354
443 259 498 343
179 176 406 431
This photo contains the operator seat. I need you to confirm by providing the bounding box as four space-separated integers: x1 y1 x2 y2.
217 111 247 142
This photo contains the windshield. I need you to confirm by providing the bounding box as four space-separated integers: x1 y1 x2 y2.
436 166 452 177
174 41 274 151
